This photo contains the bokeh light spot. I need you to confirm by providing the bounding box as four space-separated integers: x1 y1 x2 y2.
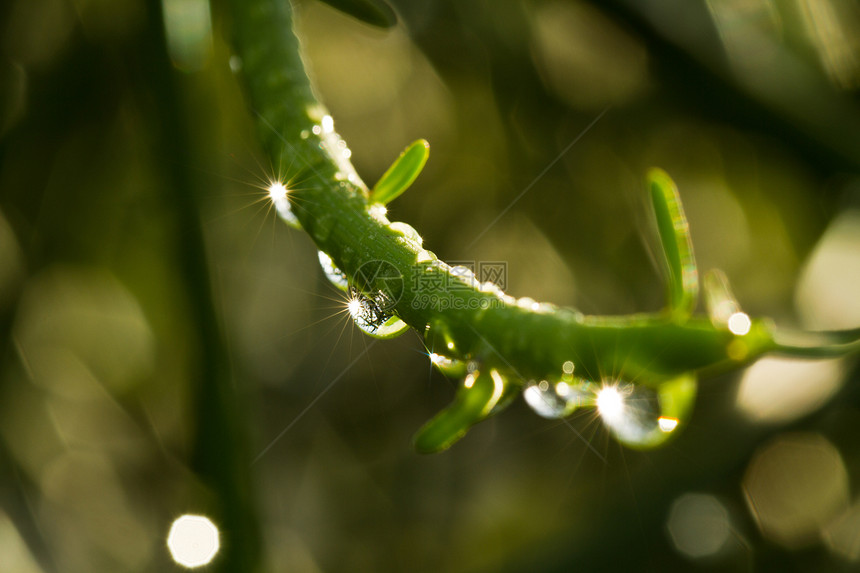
743 433 848 548
667 493 731 559
596 384 624 422
736 357 845 424
727 312 751 335
824 499 860 562
796 210 860 330
167 514 220 568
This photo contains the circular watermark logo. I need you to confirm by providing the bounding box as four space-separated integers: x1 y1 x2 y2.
353 259 404 311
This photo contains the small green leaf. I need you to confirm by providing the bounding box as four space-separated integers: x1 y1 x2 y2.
370 139 430 205
648 168 698 320
413 369 505 454
317 0 397 29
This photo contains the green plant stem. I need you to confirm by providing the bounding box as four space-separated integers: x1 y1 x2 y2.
226 0 860 395
226 0 780 386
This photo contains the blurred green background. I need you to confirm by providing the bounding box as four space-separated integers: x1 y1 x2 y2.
2 0 860 571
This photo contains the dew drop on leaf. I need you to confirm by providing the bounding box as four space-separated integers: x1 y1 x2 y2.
317 251 348 291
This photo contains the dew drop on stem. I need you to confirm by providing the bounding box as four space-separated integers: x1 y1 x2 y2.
317 251 348 291
450 265 478 288
428 352 468 377
416 249 436 263
347 286 409 339
268 181 301 228
523 377 591 419
389 221 423 249
595 379 693 447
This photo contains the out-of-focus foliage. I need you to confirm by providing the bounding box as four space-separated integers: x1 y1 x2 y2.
1 0 860 571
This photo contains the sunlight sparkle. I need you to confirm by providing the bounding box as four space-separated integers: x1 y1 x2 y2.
321 115 334 134
347 296 363 319
429 353 456 369
596 385 625 422
267 181 288 202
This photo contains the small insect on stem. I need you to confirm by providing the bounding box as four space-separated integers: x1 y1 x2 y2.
345 286 409 339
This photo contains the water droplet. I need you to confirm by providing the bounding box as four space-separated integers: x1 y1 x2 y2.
228 55 242 73
499 293 518 306
429 353 468 377
479 281 504 296
347 286 409 339
596 375 696 448
389 221 423 249
428 259 451 273
450 265 478 289
268 181 301 228
597 383 660 444
368 203 389 224
516 297 542 311
416 249 436 263
533 302 555 313
342 148 352 159
318 251 348 291
321 115 334 134
300 129 310 139
524 377 591 419
312 124 322 135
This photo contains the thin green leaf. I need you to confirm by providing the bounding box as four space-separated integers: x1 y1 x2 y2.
648 168 698 320
317 0 397 29
370 139 430 205
413 369 505 453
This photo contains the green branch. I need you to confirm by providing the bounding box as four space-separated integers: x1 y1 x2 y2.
226 0 860 453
